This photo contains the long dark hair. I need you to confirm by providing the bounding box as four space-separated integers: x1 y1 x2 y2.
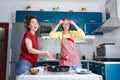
61 18 72 30
24 15 37 32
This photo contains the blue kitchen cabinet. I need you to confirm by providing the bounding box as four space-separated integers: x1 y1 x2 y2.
83 12 102 23
89 62 105 80
56 12 84 23
16 11 57 23
37 11 57 23
83 23 103 35
36 61 59 66
16 11 38 22
82 12 103 35
89 62 120 80
105 64 120 80
16 11 103 35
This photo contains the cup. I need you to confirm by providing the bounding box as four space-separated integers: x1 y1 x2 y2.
39 66 44 72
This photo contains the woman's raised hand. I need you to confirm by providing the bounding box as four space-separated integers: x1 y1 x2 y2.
70 20 76 25
58 20 64 25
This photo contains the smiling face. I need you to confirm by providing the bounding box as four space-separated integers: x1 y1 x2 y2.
29 18 39 32
24 15 39 34
62 18 71 31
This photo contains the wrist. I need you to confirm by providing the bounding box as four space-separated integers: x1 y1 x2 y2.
57 23 61 26
72 23 76 26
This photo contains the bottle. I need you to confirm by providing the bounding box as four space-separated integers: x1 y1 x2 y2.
93 52 95 60
82 54 86 60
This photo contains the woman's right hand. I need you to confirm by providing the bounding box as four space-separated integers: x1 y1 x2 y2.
58 20 64 25
44 51 55 58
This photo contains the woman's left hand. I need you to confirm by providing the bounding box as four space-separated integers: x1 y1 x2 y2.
70 20 75 25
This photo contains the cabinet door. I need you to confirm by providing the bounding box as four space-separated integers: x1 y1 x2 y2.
89 62 105 74
83 12 102 23
37 11 57 23
83 23 103 35
16 11 38 22
36 61 59 66
89 62 105 80
89 62 96 73
106 64 120 80
81 61 88 69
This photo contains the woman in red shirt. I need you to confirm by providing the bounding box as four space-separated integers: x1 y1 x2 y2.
15 15 53 76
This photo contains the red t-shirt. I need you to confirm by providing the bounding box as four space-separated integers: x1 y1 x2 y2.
19 32 38 67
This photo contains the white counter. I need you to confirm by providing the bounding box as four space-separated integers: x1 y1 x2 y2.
88 60 120 64
16 68 102 80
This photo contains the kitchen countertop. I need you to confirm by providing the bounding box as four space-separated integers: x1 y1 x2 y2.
16 68 103 80
88 60 120 64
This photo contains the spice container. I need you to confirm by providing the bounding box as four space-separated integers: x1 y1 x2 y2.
81 54 86 60
92 52 96 60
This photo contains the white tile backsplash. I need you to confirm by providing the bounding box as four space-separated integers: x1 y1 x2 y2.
38 28 120 60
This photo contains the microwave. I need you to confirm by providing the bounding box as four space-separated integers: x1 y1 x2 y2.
96 43 120 59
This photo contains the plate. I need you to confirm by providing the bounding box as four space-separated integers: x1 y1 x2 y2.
76 71 92 74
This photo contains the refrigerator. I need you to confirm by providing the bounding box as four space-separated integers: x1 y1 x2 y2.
9 23 25 80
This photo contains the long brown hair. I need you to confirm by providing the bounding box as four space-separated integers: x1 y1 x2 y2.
61 18 72 30
24 15 37 32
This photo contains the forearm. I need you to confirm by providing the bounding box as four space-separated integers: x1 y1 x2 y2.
52 20 63 32
52 23 60 32
73 23 82 31
78 29 85 37
72 22 85 37
27 48 47 55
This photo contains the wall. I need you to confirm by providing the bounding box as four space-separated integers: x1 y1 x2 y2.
80 28 120 60
0 0 105 22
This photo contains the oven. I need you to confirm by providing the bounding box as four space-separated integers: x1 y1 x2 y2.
95 43 120 61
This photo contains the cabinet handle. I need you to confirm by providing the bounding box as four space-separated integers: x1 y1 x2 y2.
43 64 49 66
95 65 99 67
84 24 87 34
101 67 105 75
43 20 49 22
89 64 93 66
90 20 96 23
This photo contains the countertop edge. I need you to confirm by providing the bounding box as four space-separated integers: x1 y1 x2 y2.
37 59 120 64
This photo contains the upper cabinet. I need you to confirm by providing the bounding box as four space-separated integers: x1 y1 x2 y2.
16 11 103 35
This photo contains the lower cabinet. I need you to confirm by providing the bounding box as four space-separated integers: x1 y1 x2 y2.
36 60 88 69
89 62 120 80
89 62 105 80
105 64 120 80
36 61 59 66
81 61 88 69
